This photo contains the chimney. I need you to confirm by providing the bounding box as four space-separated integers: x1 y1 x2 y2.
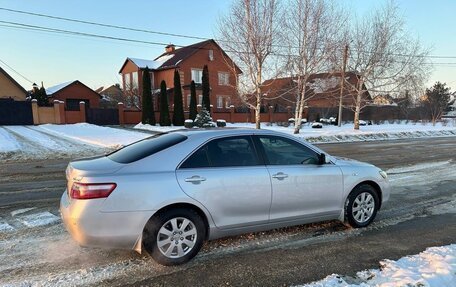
165 44 175 53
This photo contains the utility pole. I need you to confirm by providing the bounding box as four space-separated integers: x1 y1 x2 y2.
338 44 349 127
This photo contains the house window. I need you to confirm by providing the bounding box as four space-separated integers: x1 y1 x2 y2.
191 69 203 84
198 95 203 105
225 96 231 108
217 96 223 108
218 72 229 86
132 71 139 89
124 73 131 90
187 94 191 107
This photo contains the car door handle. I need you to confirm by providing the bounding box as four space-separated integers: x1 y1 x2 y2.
272 172 288 180
185 176 206 183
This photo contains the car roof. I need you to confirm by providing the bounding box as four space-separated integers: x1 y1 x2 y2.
170 127 284 138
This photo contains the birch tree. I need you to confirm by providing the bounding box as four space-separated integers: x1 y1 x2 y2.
218 0 281 129
283 0 345 134
345 1 428 129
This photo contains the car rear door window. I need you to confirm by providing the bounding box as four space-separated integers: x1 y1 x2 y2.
258 136 319 165
180 136 260 168
107 133 187 164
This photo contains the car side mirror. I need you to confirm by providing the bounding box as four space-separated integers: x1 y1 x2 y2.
318 153 326 165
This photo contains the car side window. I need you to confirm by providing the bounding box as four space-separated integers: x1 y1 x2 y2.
180 136 260 168
258 136 319 165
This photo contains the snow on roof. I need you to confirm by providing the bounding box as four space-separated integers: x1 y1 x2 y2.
129 54 174 70
45 81 75 95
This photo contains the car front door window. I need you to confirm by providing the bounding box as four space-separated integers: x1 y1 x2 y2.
258 136 319 165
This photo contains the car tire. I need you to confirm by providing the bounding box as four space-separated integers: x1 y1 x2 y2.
143 208 206 266
345 184 379 228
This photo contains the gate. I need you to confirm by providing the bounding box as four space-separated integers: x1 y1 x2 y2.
0 99 33 125
86 108 119 125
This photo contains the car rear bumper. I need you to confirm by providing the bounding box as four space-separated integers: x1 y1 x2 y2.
60 190 151 250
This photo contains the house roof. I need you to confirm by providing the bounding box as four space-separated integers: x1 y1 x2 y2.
46 81 74 95
119 39 242 74
261 71 371 100
46 80 102 98
0 65 28 95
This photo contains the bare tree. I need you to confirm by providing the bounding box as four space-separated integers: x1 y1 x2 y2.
344 1 428 129
218 0 281 129
282 0 345 134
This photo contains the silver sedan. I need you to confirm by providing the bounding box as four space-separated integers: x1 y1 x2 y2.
60 128 390 265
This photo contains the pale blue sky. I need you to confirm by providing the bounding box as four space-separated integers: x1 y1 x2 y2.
0 0 455 91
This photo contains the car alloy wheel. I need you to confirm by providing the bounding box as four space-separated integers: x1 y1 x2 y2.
346 184 379 228
352 192 375 223
156 217 197 259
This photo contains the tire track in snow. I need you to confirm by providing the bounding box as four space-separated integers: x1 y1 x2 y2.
25 126 108 158
1 126 51 160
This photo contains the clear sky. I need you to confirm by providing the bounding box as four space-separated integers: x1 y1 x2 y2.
0 0 455 91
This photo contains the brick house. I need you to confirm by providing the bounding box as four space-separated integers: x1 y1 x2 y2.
118 39 242 112
0 66 28 101
46 80 101 110
260 72 372 114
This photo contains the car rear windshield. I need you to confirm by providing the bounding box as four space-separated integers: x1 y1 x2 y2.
107 133 187 164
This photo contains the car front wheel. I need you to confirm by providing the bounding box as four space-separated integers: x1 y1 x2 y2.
346 184 379 228
143 208 206 266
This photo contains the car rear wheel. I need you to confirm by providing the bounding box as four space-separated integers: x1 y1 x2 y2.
143 208 205 266
345 184 379 228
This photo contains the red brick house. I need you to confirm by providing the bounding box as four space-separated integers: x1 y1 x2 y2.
118 39 242 112
261 72 372 113
46 80 101 110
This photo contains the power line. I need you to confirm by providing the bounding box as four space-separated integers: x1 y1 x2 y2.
0 7 209 41
2 6 456 60
2 19 456 67
0 58 34 84
0 20 179 47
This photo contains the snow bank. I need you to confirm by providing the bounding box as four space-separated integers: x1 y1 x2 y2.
227 121 456 143
15 211 60 228
133 121 456 143
0 127 20 152
38 123 149 149
0 217 15 232
300 244 456 287
134 122 183 133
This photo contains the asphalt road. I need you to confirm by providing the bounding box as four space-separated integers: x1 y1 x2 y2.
1 137 454 206
0 137 455 286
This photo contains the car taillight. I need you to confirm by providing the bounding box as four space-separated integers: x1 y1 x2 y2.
70 182 117 199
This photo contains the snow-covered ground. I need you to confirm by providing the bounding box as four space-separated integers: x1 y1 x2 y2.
135 120 456 143
0 124 150 162
300 244 456 287
1 121 456 161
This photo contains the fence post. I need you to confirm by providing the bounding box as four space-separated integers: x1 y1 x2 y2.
118 102 125 126
229 105 235 124
79 101 86 122
197 104 202 113
31 99 39 125
59 101 66 124
250 108 255 123
269 106 274 124
286 106 292 120
53 100 61 124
